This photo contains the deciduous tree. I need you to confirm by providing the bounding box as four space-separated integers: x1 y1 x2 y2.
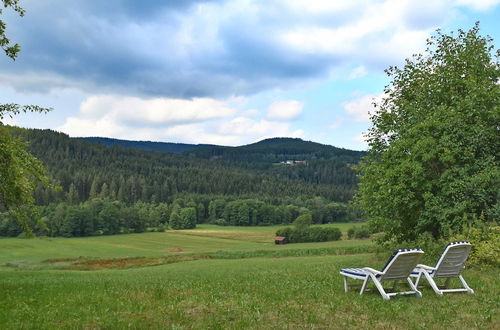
357 23 499 242
1 1 52 235
0 0 24 60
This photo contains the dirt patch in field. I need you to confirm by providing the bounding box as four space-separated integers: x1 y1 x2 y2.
43 257 80 263
67 254 213 270
169 248 183 253
72 257 159 269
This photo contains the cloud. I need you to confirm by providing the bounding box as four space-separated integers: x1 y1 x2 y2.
0 0 475 99
353 133 368 144
330 116 345 129
79 95 236 125
267 100 304 121
241 109 260 117
343 94 383 122
455 0 500 11
348 66 367 80
56 94 303 146
218 117 287 135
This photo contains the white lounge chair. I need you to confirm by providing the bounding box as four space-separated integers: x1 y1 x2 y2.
340 248 424 300
411 241 474 295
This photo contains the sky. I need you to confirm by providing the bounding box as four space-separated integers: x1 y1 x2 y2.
1 0 499 150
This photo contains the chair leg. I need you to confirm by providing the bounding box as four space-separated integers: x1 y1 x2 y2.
413 272 423 288
343 276 349 293
423 271 443 296
369 274 390 300
459 275 474 294
360 276 369 295
407 277 422 297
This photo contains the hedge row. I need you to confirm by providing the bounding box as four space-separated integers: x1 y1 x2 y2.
276 226 341 243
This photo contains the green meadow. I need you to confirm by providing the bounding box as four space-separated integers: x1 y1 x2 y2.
0 224 498 329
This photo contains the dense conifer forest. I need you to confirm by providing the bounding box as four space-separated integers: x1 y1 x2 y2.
0 127 366 237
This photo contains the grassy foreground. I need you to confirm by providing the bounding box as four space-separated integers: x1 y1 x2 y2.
0 225 498 329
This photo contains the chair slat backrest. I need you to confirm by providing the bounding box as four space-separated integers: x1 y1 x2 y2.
380 249 424 281
433 242 471 278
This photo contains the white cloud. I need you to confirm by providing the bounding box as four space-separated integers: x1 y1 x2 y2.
267 100 304 120
279 0 444 65
343 94 383 122
284 0 361 13
241 109 261 117
455 0 500 11
56 94 304 146
217 117 302 143
57 95 238 142
348 66 368 80
56 117 127 139
291 129 305 138
330 116 345 129
80 95 236 124
353 133 368 145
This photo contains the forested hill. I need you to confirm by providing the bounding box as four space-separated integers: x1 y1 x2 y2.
185 137 363 163
9 127 358 205
76 136 219 154
78 136 366 186
185 138 366 186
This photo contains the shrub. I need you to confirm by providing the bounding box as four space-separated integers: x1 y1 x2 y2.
294 213 312 231
347 225 371 239
450 224 500 268
275 226 341 243
347 227 355 239
354 226 370 239
276 227 292 238
376 219 500 269
214 218 227 226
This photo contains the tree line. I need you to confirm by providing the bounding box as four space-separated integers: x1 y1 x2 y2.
0 195 360 237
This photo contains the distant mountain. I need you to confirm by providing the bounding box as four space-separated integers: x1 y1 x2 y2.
185 137 365 163
182 137 366 186
75 137 220 154
73 136 366 187
9 128 357 206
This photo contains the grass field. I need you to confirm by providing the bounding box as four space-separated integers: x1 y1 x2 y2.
0 224 498 329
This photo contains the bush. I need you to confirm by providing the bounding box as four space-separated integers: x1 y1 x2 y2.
214 218 227 226
347 225 371 239
276 227 292 238
377 218 500 269
294 213 312 231
450 224 500 268
275 226 341 243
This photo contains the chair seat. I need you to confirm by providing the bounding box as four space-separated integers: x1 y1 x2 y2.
411 269 434 277
340 268 369 278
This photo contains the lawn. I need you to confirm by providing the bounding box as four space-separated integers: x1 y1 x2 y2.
0 223 372 269
175 223 366 242
0 224 498 329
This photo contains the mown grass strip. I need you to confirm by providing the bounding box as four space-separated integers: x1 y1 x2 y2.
20 244 375 271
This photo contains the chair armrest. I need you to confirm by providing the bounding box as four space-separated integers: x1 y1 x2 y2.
362 267 384 275
415 264 436 271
